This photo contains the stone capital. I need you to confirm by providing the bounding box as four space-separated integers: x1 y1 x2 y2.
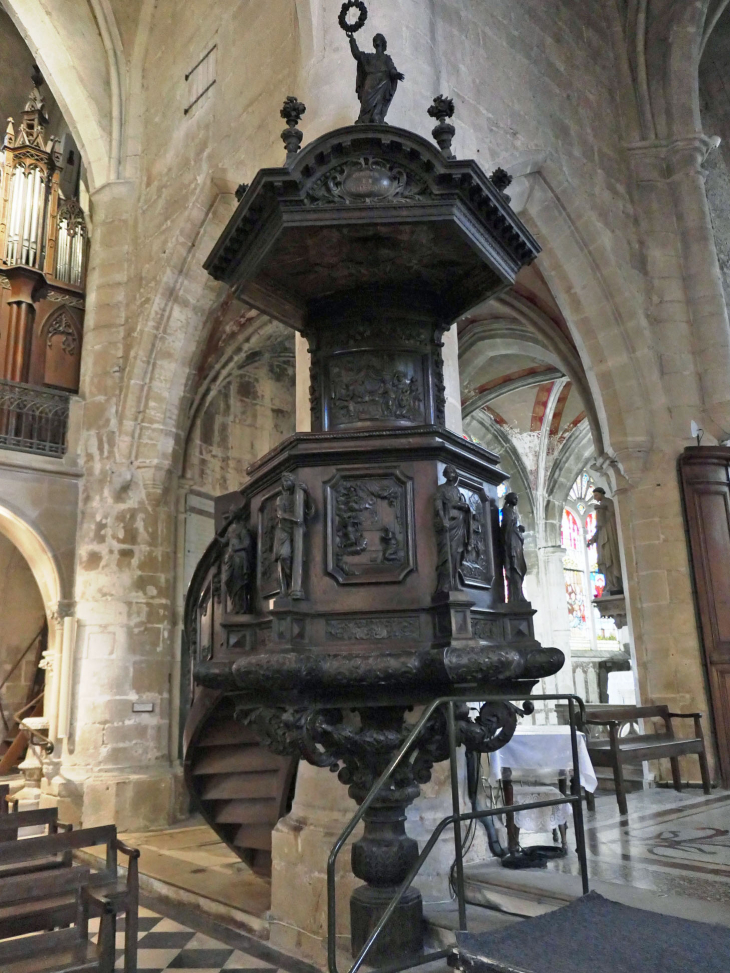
626 133 720 183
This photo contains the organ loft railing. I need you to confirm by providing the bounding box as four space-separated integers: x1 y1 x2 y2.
0 70 87 457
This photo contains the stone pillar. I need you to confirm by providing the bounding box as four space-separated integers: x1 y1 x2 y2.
626 135 730 777
295 332 311 432
46 181 183 829
668 136 730 437
612 456 715 777
534 545 573 695
442 327 463 436
270 764 363 964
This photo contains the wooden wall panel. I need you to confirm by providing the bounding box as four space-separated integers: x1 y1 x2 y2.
679 447 730 786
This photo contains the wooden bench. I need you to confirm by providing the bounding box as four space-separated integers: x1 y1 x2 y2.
578 704 711 816
0 863 115 973
0 805 68 843
0 825 139 973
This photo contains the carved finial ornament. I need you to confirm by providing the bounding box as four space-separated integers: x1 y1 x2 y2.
490 167 513 202
428 95 456 160
280 95 306 163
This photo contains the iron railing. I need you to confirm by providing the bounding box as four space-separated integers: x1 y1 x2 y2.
0 378 70 456
327 693 590 973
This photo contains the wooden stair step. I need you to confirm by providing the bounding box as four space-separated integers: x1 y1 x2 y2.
192 745 284 775
198 722 260 746
200 771 282 801
213 798 279 825
233 825 272 851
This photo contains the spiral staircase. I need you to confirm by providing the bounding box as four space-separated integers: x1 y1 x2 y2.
182 539 297 876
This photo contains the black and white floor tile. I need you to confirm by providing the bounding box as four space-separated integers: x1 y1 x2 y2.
89 904 306 973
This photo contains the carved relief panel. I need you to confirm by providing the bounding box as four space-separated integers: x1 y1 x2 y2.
325 468 415 584
457 476 495 590
325 351 426 429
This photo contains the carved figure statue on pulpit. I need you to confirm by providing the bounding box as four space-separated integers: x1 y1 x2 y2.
501 492 527 604
274 474 314 599
220 513 256 614
434 465 473 592
587 487 623 594
349 32 404 124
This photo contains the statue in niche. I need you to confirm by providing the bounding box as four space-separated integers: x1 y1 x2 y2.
274 474 314 599
348 32 405 125
587 487 623 595
219 512 256 615
501 493 527 604
434 465 473 592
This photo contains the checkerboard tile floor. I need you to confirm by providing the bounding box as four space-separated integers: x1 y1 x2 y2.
89 906 291 973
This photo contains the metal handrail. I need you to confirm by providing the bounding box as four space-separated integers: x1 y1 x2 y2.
327 693 589 973
13 691 54 754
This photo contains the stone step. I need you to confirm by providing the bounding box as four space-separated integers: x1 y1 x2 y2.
462 861 730 927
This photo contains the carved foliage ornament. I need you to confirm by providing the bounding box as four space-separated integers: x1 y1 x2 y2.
45 309 78 356
306 157 428 206
57 198 86 239
325 616 419 641
237 700 527 802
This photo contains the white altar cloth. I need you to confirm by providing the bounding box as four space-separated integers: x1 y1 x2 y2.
487 725 598 794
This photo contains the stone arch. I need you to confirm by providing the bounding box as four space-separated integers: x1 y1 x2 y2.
0 501 66 742
543 421 597 546
497 152 662 484
459 292 603 452
1 0 114 191
181 314 296 491
116 170 241 491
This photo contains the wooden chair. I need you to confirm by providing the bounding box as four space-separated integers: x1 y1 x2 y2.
0 863 115 973
578 704 712 816
0 825 139 973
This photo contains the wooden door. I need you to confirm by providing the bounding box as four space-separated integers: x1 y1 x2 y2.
679 446 730 786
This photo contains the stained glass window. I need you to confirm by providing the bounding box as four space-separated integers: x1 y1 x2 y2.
562 474 619 649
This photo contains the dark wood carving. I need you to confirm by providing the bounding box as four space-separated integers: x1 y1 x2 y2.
328 352 424 426
219 511 256 615
326 468 415 584
188 54 553 965
679 446 730 786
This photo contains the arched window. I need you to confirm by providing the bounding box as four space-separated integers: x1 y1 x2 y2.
561 473 619 651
